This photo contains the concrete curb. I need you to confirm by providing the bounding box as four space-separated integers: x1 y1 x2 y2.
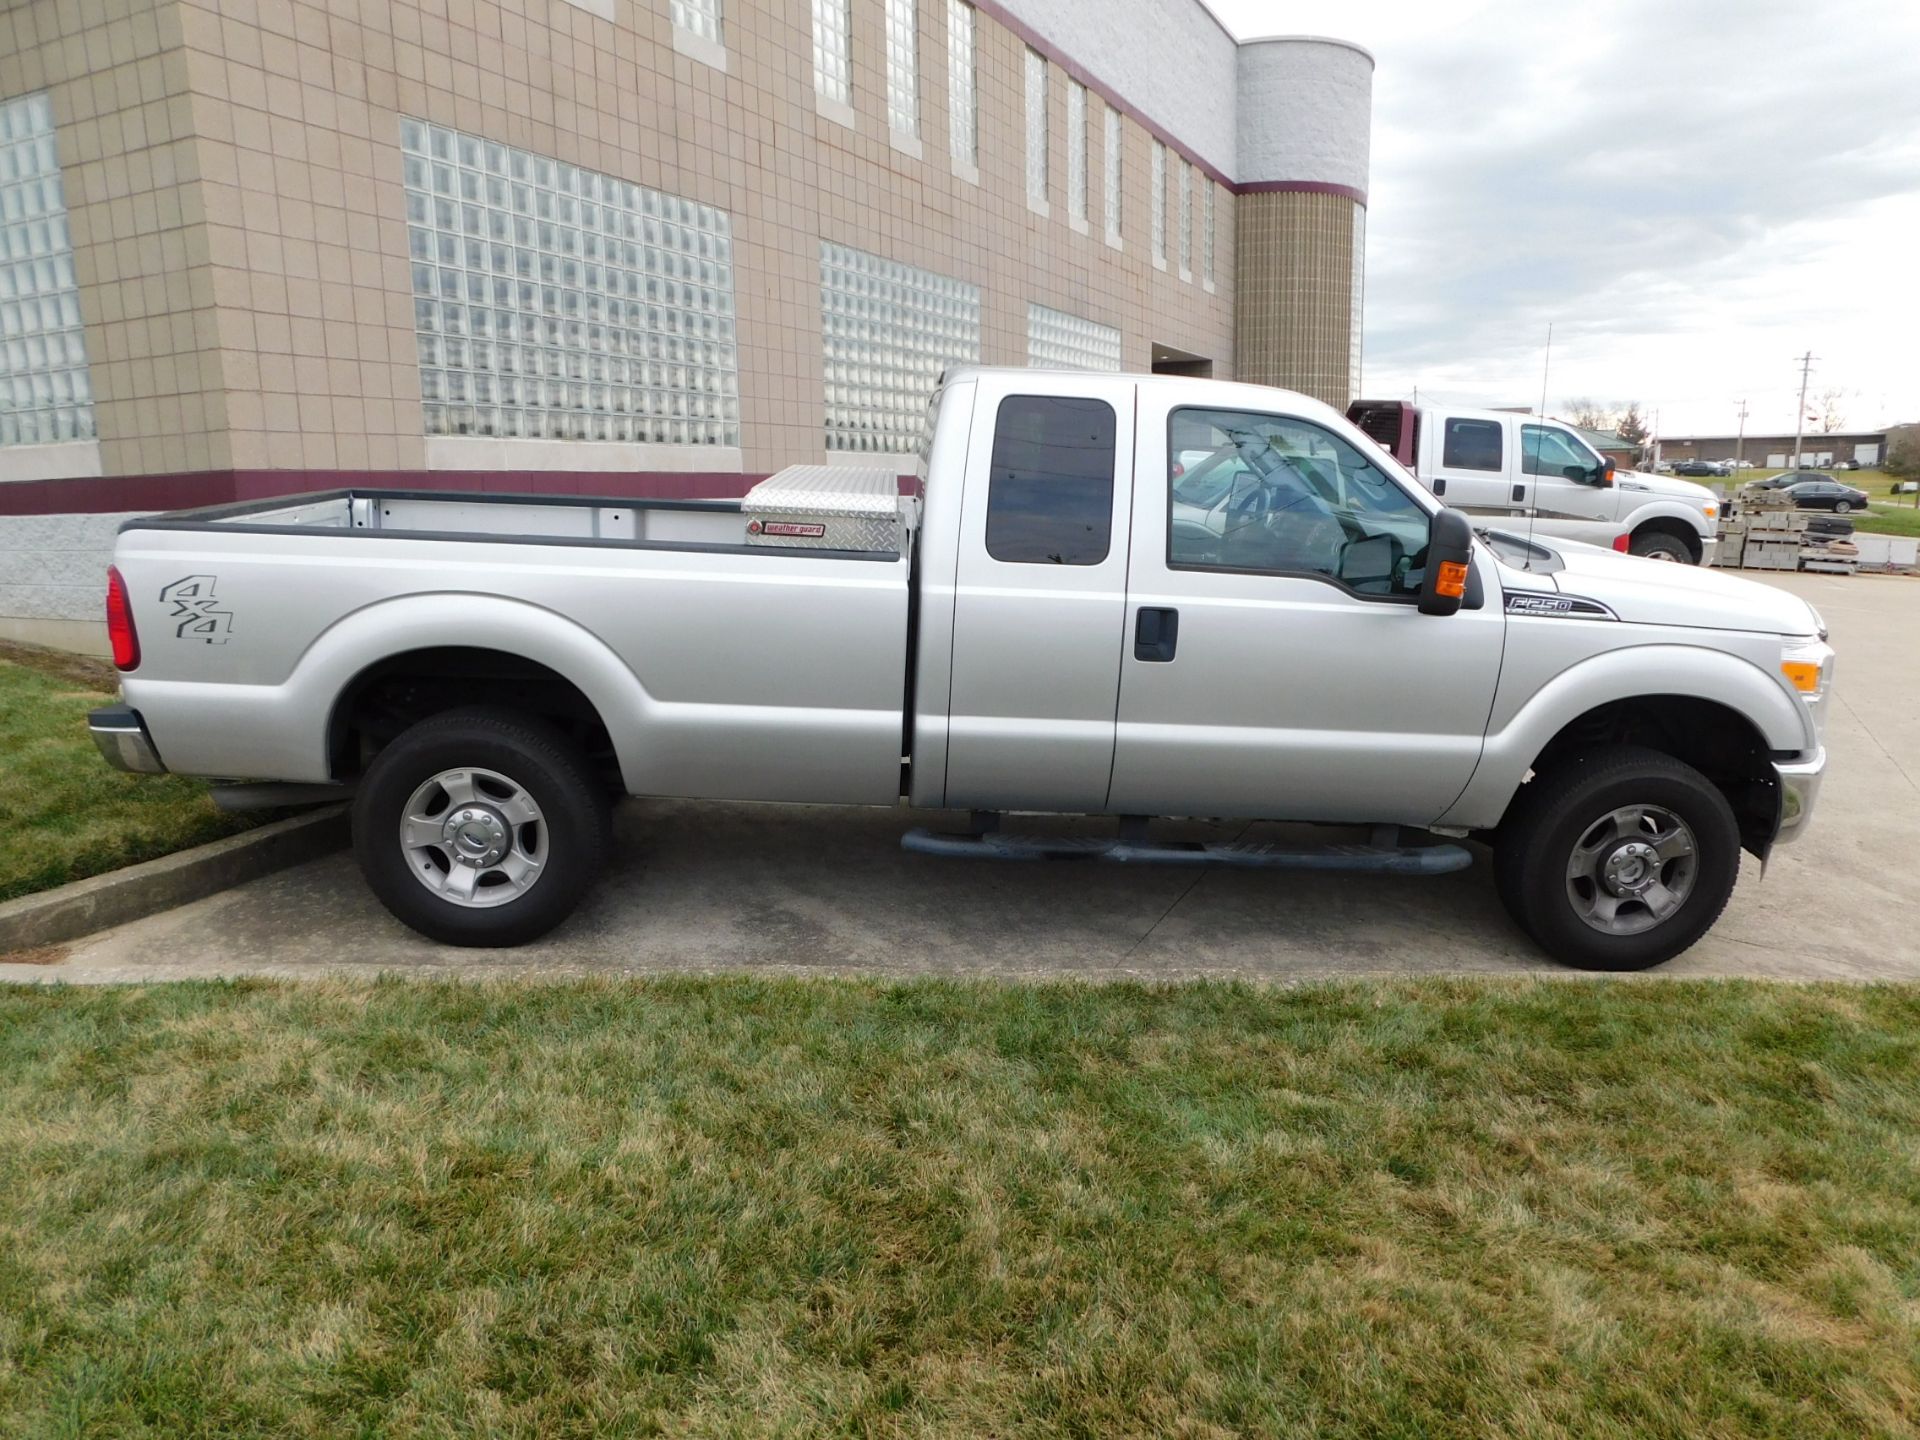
0 805 351 957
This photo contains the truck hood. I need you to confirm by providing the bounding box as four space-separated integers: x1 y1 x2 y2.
1615 468 1716 508
1531 540 1820 636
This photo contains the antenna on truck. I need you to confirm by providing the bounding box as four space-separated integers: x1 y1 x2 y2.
1523 322 1553 568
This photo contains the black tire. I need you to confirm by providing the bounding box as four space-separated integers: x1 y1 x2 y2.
352 708 611 946
1493 746 1741 971
1628 530 1694 564
1833 500 1852 514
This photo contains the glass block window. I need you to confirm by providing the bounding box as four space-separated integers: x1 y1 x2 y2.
821 241 980 455
1027 304 1120 372
1177 157 1192 277
399 119 739 446
1150 141 1166 263
1350 207 1367 400
886 0 918 137
812 0 852 106
1024 49 1048 210
1203 179 1216 287
671 0 721 45
1103 107 1122 243
0 92 93 449
1066 82 1087 225
948 0 977 166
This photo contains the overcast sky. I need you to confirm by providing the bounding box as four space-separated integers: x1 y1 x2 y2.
1205 0 1920 437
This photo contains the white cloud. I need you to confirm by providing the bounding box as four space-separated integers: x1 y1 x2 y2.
1206 0 1920 434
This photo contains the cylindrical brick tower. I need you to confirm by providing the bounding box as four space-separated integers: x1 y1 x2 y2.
1233 37 1374 410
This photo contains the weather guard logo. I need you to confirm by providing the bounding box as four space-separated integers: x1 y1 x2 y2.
160 575 234 644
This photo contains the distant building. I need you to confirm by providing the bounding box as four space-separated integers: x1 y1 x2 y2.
1658 431 1888 468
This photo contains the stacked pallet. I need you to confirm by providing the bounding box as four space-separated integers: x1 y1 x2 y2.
1719 488 1810 571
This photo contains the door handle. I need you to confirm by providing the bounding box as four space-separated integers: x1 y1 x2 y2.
1433 478 1448 496
1511 482 1526 503
1135 607 1179 662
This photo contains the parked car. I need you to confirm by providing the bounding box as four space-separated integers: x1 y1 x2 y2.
92 369 1830 971
1672 460 1727 478
1347 400 1719 563
1784 479 1871 513
1753 470 1836 489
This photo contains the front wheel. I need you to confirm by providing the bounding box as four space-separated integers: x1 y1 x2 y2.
1493 746 1741 970
353 708 611 946
1833 500 1852 514
1628 530 1694 563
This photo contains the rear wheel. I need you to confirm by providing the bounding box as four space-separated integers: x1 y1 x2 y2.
1493 746 1740 970
1834 500 1852 514
353 708 610 946
1629 529 1694 563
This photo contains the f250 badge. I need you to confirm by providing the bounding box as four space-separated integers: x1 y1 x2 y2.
1505 591 1616 620
160 575 234 644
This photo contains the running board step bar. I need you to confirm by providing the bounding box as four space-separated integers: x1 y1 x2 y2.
900 826 1472 874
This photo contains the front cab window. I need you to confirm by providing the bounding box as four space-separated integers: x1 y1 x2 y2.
1523 423 1605 479
1168 407 1433 598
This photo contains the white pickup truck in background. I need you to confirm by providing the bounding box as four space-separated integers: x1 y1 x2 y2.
1348 400 1722 564
91 369 1829 970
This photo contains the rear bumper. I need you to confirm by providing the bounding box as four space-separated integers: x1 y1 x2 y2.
89 706 168 775
1772 747 1825 845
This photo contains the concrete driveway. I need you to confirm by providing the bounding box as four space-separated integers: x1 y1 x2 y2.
8 572 1915 985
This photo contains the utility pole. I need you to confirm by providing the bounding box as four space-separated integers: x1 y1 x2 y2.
1734 399 1748 470
1792 352 1816 468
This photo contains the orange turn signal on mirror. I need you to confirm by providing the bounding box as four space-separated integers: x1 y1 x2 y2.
1781 660 1822 693
1435 561 1470 599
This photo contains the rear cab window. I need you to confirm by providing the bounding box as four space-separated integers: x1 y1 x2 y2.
1442 418 1504 472
985 395 1117 565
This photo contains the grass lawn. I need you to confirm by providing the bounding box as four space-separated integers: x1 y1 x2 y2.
0 642 267 903
2 976 1918 1437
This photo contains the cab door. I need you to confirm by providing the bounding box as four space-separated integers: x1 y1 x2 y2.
940 379 1138 812
1106 398 1508 825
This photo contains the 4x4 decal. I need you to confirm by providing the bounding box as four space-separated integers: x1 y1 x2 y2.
160 575 234 644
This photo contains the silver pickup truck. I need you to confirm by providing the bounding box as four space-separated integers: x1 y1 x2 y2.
91 369 1830 969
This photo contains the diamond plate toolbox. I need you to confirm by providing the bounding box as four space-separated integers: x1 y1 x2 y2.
742 465 910 552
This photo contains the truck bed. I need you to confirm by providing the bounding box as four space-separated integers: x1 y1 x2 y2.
112 474 917 806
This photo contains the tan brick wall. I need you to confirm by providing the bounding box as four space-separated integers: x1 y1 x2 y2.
1234 188 1358 411
0 0 229 476
8 0 1240 479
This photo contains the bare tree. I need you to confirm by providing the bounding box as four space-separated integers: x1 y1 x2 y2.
1813 387 1851 434
1563 398 1616 432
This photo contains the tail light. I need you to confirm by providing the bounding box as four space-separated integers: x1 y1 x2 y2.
1611 533 1632 553
106 566 140 671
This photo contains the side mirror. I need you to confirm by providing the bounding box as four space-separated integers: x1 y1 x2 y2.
1561 464 1588 481
1597 463 1616 487
1419 507 1474 617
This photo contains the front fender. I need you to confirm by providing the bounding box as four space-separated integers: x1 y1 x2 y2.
129 593 653 785
1621 497 1714 538
1436 642 1813 830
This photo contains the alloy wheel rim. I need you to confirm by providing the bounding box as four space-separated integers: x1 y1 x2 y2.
1564 803 1698 935
400 767 546 908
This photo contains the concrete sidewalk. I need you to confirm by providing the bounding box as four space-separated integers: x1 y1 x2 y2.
7 572 1914 986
